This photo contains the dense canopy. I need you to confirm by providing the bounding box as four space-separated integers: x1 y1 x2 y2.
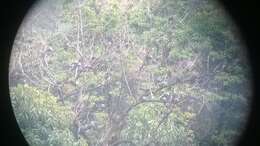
9 0 251 146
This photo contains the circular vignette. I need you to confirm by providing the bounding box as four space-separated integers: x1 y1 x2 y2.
3 0 256 146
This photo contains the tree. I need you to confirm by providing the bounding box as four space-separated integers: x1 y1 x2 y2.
9 0 251 145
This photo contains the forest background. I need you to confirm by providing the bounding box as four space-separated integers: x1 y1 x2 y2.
9 0 251 146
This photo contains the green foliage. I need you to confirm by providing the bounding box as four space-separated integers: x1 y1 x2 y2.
125 105 196 146
9 0 251 145
128 8 151 34
82 0 121 33
169 48 194 61
10 84 88 146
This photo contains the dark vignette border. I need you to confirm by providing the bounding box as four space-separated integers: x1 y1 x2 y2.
0 0 258 145
217 0 259 145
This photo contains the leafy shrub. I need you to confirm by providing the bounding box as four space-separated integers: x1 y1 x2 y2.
10 84 88 146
